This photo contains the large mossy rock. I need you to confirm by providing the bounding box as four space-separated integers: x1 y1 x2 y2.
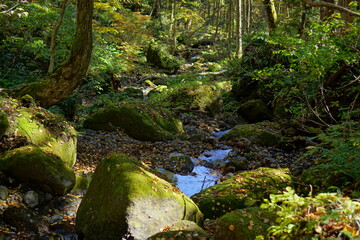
83 102 184 141
191 168 292 219
0 111 10 138
0 145 75 195
214 207 277 240
167 83 228 116
237 99 273 123
146 43 181 74
76 153 203 240
220 122 283 147
0 97 77 167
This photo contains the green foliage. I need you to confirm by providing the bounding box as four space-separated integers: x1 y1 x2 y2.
261 187 360 239
303 122 360 193
254 15 360 119
0 1 76 88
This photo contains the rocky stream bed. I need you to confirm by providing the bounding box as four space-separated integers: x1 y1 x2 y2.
0 109 306 239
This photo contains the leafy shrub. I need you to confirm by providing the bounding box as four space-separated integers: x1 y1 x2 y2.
302 121 360 196
261 187 360 239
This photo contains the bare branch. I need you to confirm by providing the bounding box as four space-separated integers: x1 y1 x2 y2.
301 0 360 17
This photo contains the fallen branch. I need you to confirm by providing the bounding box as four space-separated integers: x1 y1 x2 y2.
301 0 360 18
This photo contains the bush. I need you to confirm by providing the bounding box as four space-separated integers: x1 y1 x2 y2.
261 187 360 239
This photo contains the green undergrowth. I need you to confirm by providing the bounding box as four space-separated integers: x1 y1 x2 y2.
301 121 360 197
260 187 360 239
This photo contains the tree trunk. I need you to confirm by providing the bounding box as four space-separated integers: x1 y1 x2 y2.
235 0 243 58
263 0 277 31
17 0 93 108
48 0 69 74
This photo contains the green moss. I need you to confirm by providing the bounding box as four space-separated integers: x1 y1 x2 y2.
191 168 292 219
146 43 181 74
76 153 202 240
238 99 273 123
220 122 283 146
71 172 92 195
0 111 10 137
214 207 277 239
0 145 75 195
13 109 77 167
83 102 183 141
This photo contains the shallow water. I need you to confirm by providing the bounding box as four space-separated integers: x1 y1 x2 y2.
174 147 232 196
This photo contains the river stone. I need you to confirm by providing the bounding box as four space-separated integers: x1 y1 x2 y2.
0 97 77 167
237 99 273 123
24 190 40 208
0 185 9 200
83 102 184 141
76 153 203 240
166 153 195 174
220 121 283 147
167 83 227 117
191 167 292 219
214 207 277 240
0 145 75 195
146 42 180 74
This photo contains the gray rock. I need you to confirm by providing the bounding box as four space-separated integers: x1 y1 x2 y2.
0 145 76 195
24 190 40 208
225 156 249 171
76 153 203 240
166 153 195 174
49 215 63 224
0 185 9 200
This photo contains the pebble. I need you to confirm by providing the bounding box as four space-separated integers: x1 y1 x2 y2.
0 185 9 200
24 190 40 208
49 215 64 224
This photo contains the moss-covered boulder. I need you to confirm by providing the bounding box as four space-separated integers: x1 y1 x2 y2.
76 153 203 240
0 111 10 137
146 43 181 74
0 145 75 195
168 83 228 116
214 207 277 240
83 102 184 141
220 122 283 147
237 99 273 123
191 168 292 219
0 97 77 167
148 220 209 240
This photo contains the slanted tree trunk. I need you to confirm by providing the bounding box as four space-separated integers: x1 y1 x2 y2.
17 0 93 108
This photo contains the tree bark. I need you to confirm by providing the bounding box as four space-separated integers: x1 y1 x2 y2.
17 0 93 108
301 0 360 18
235 0 243 58
48 0 69 74
263 0 277 31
